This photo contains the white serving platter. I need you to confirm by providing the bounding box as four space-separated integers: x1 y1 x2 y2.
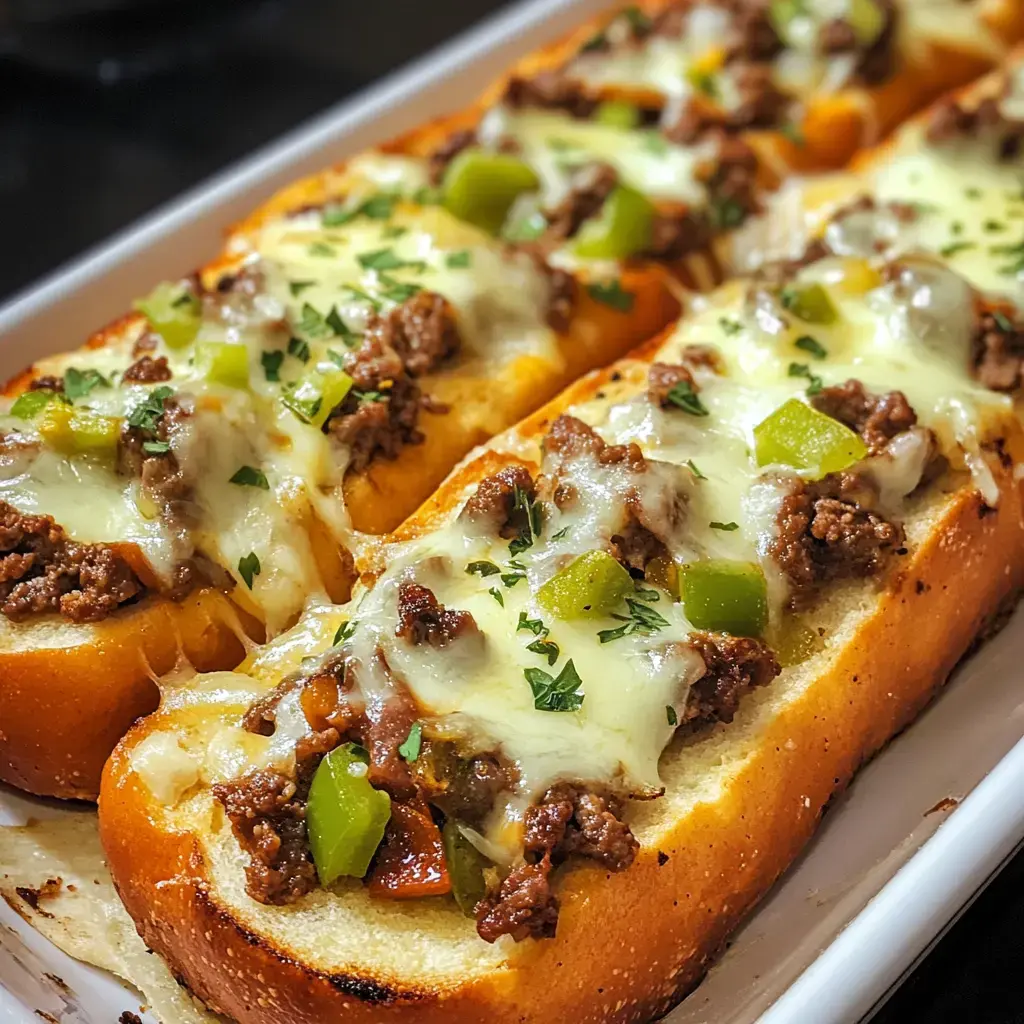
3 0 1024 1020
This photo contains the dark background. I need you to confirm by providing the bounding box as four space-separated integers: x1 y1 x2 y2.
1 1 1022 1019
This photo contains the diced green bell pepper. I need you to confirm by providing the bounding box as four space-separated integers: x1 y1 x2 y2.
195 342 249 389
538 549 634 619
37 403 121 454
442 821 489 916
573 185 655 260
10 389 59 419
594 100 642 130
306 743 392 886
779 282 838 325
134 281 201 350
754 397 867 478
680 559 768 636
442 149 541 235
281 369 353 428
846 0 886 45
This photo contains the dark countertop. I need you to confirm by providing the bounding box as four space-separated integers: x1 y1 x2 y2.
1 1 1020 1019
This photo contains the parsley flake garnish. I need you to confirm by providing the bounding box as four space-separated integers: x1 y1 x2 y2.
794 335 827 359
780 121 805 147
322 193 396 227
398 722 423 762
597 598 669 643
446 250 472 268
289 280 316 297
288 336 311 362
261 350 284 382
10 390 61 419
378 273 422 303
788 362 823 396
333 619 357 645
666 705 678 726
665 379 709 416
719 317 743 336
324 306 361 346
710 520 739 531
64 367 110 401
309 241 337 258
126 385 173 433
550 525 570 541
587 279 635 313
489 587 505 606
466 560 501 578
508 485 542 556
142 440 170 454
709 197 747 230
357 248 426 273
295 302 332 339
229 465 270 490
527 639 560 666
993 310 1015 332
238 551 261 590
517 612 549 637
686 459 706 479
939 240 977 258
525 660 584 712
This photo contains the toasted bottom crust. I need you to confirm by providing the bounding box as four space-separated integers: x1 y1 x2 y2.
0 588 256 801
99 431 1024 1023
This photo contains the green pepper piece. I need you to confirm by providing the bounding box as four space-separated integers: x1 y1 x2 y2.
779 282 838 325
306 743 392 886
442 821 489 916
573 185 655 260
134 281 201 350
680 560 768 636
282 369 353 428
10 389 59 419
442 149 541 235
195 342 250 389
538 549 634 619
846 0 886 45
754 397 867 478
37 403 121 454
594 100 642 130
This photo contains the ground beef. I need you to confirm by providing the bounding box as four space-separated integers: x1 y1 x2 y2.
369 290 462 378
647 362 697 408
396 581 479 647
27 375 63 393
504 72 598 119
418 745 513 826
664 67 789 144
700 135 762 229
241 673 306 737
681 344 724 374
365 689 420 801
121 355 172 384
729 0 782 60
117 396 193 514
820 0 898 86
214 729 338 906
325 334 423 472
643 206 712 261
475 858 559 943
684 632 781 726
971 308 1024 391
131 332 160 358
0 500 144 623
811 379 917 454
543 163 618 242
926 84 1024 160
428 128 477 185
524 783 638 871
460 464 537 538
772 476 904 606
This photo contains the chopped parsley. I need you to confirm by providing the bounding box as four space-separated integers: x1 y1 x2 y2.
517 612 549 637
938 240 977 258
287 336 311 362
142 440 170 454
445 250 472 269
991 239 1024 276
308 241 337 258
295 302 333 339
377 273 422 303
333 619 357 645
324 306 361 346
398 722 423 762
489 587 504 606
709 197 747 230
64 367 110 401
965 187 982 199
501 562 528 588
382 225 408 240
710 520 739 531
666 705 678 726
597 597 669 643
788 362 823 396
412 185 442 206
322 193 396 227
526 639 560 666
794 335 827 359
587 279 635 313
640 130 669 156
780 121 805 147
229 465 270 490
238 551 261 590
261 350 285 382
665 379 709 417
466 560 501 578
686 459 706 480
289 280 316 297
993 310 1015 332
622 4 652 33
357 248 426 273
984 219 1006 233
126 385 173 433
550 525 570 541
508 485 542 557
10 390 61 419
525 660 584 713
344 284 383 312
719 317 743 336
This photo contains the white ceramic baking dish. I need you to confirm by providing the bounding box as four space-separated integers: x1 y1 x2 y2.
3 0 1024 1019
